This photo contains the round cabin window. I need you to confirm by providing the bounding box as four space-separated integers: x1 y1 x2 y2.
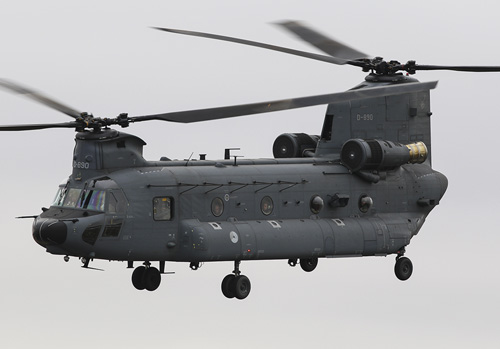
359 195 373 213
310 195 324 214
211 197 224 217
260 196 274 216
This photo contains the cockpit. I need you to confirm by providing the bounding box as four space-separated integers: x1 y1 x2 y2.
34 177 129 250
50 177 127 214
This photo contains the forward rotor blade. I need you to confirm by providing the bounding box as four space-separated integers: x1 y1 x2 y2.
0 122 79 131
0 79 82 119
414 65 500 72
276 21 371 62
131 81 437 124
152 27 349 65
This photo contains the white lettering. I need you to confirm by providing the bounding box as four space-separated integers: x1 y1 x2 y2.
356 113 374 121
73 161 90 169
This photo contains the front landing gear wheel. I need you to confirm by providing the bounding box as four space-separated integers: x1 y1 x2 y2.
132 265 162 291
144 267 161 291
221 274 236 299
132 266 146 290
395 257 413 281
300 257 318 272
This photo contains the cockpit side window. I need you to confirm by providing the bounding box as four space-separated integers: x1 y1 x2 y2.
108 190 127 214
77 190 106 211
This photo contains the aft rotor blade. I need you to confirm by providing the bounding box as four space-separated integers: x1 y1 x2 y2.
413 65 500 72
0 121 80 131
276 21 371 62
0 79 82 119
152 26 349 65
131 81 438 124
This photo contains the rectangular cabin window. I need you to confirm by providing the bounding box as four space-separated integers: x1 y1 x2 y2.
153 197 173 221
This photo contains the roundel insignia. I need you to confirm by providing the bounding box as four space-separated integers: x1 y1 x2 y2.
229 231 239 244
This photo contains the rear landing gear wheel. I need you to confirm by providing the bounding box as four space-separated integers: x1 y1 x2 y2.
221 261 252 300
221 274 236 299
300 257 318 272
395 257 413 281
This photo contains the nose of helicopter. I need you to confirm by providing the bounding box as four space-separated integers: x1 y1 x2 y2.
32 218 67 247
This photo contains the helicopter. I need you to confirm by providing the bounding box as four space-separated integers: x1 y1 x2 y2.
2 21 498 300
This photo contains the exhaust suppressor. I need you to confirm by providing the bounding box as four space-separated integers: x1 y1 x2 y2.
341 139 428 172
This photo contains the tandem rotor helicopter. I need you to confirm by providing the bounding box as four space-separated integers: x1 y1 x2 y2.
2 21 498 300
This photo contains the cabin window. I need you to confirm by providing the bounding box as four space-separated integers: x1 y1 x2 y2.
260 196 274 216
153 197 173 221
211 197 224 217
310 195 324 214
359 195 373 213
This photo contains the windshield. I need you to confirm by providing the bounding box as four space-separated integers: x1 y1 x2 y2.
50 177 126 213
52 187 82 208
52 187 106 212
52 187 66 206
63 188 82 207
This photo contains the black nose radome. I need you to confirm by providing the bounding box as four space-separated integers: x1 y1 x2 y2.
33 219 67 246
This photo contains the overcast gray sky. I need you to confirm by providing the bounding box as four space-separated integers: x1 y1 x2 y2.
1 1 499 348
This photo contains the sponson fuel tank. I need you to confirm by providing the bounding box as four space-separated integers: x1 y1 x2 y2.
178 215 424 262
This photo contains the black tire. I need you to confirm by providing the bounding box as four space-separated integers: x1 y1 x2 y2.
144 267 162 291
132 266 146 290
233 275 251 300
300 257 318 272
395 257 413 281
221 274 236 298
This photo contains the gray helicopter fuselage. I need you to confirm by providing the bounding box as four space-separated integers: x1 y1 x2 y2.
35 135 447 264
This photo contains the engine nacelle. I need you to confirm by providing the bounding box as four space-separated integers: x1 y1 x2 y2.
340 139 428 172
273 133 319 158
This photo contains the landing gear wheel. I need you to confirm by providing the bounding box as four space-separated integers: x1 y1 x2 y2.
144 267 161 291
300 257 318 272
221 274 236 299
132 266 146 290
395 257 413 281
233 275 251 300
221 260 252 300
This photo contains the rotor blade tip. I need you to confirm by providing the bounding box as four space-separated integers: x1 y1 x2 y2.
273 20 301 27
